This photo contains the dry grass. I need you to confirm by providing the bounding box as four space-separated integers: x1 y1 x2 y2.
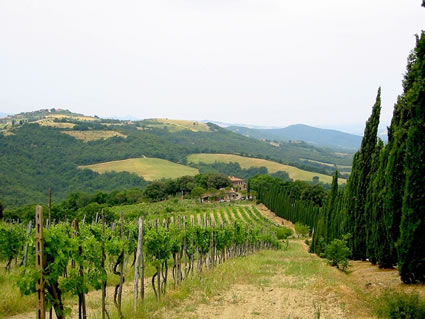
45 114 97 121
62 130 127 142
79 157 199 181
187 153 344 184
35 119 76 128
146 119 210 132
0 130 15 136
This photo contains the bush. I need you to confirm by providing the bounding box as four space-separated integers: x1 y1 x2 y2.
294 223 310 238
375 290 425 319
276 227 293 240
324 235 351 272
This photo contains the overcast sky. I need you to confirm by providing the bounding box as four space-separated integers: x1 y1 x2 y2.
1 1 424 133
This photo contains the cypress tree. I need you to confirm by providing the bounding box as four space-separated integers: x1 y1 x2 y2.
397 31 425 283
370 144 395 268
365 139 384 264
325 170 339 243
346 88 382 260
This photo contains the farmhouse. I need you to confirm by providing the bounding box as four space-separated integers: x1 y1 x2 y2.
228 176 246 191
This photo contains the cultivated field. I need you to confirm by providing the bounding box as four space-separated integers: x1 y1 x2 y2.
79 157 199 181
187 153 343 184
3 203 422 319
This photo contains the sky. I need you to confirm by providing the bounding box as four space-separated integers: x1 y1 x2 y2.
0 1 424 134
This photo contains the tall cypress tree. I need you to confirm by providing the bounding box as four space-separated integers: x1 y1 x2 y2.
365 139 384 264
345 88 382 260
325 170 339 243
371 144 395 268
397 31 425 283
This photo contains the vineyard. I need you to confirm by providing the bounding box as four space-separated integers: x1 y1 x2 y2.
0 203 289 318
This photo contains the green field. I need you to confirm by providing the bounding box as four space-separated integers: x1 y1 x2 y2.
188 153 343 184
80 157 199 181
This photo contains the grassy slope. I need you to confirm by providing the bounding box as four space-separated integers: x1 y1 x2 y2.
145 119 210 132
188 153 344 184
79 157 199 181
62 130 127 142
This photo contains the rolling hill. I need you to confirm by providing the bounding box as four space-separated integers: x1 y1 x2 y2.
0 109 353 208
188 153 345 184
227 124 363 150
80 157 199 181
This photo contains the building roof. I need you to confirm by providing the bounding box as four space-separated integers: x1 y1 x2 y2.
228 176 245 183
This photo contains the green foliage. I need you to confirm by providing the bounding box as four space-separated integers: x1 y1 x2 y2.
294 223 310 238
323 235 351 272
397 32 425 284
145 226 172 267
375 290 425 319
276 227 293 240
345 88 381 260
0 223 26 269
0 113 350 208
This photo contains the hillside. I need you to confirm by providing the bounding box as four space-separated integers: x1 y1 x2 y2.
228 124 362 150
80 157 199 181
187 153 345 184
0 110 352 208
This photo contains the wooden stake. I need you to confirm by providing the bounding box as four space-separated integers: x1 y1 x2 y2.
140 218 145 301
117 212 125 318
134 217 143 311
48 188 52 227
35 206 45 319
101 209 107 319
23 220 32 267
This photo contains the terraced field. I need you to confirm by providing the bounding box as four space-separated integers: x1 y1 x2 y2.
110 202 284 233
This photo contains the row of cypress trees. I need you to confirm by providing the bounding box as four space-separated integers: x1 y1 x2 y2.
257 185 320 230
319 32 424 283
315 32 425 283
259 32 425 284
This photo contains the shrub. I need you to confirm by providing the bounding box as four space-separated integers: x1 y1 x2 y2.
324 236 351 272
276 227 293 240
375 290 425 318
294 223 310 238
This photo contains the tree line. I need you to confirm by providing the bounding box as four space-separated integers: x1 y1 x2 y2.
2 173 233 223
257 32 425 284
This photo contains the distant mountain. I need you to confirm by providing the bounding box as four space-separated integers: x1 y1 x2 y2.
0 112 10 118
227 124 363 150
201 120 279 130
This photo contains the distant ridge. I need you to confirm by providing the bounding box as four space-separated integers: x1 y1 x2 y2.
0 112 10 118
227 124 363 150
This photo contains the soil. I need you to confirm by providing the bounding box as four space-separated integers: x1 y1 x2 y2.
256 203 296 231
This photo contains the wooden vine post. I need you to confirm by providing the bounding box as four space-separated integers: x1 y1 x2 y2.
101 209 108 319
118 211 125 318
23 220 32 267
48 188 52 227
35 205 45 319
72 219 87 319
141 217 145 301
133 217 144 311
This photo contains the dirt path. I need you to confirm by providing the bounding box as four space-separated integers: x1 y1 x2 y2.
256 203 296 232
